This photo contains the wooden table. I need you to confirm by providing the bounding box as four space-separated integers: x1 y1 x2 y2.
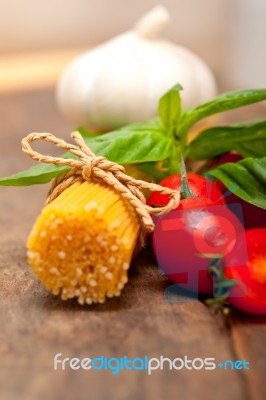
0 89 265 400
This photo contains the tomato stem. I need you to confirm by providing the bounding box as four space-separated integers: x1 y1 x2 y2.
180 154 193 199
208 258 237 300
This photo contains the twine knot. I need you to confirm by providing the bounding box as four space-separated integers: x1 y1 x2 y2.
81 155 125 181
21 131 180 248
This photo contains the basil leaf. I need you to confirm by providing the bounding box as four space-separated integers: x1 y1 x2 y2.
0 163 70 186
179 88 266 136
207 157 266 209
76 126 98 138
188 119 266 160
0 121 172 186
109 119 160 132
85 121 172 164
158 84 183 134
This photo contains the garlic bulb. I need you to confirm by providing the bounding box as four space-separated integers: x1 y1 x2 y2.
56 5 217 130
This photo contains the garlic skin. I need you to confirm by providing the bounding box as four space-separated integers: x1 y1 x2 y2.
56 6 217 130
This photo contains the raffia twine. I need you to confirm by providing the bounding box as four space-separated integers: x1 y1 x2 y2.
21 131 180 249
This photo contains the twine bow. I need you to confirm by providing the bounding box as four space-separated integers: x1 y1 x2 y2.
21 131 180 247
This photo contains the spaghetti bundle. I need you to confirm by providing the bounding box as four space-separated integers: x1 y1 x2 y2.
28 181 139 304
23 132 180 304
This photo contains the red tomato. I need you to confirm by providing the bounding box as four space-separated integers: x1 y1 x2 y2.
147 173 224 209
152 202 243 294
224 228 266 315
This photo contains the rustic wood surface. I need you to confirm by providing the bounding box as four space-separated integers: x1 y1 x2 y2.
0 90 265 400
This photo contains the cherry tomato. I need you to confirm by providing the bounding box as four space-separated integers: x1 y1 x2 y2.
152 202 243 294
224 228 266 315
147 173 225 208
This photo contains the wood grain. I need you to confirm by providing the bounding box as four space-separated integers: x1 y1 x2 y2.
0 90 265 400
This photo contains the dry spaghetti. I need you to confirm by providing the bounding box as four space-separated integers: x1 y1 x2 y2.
23 131 180 304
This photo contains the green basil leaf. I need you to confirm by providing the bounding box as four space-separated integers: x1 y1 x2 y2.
0 163 70 186
76 126 98 138
158 84 183 134
179 88 266 136
0 120 172 186
206 157 266 209
109 119 161 132
188 119 266 160
85 121 172 164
